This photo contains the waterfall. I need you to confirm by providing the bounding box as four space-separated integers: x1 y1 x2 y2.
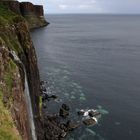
10 51 37 140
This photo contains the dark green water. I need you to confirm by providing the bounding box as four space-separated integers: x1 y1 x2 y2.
31 15 140 140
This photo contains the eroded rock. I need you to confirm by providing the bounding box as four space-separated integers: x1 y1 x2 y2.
59 108 69 118
66 120 80 131
88 110 101 117
62 104 70 111
77 110 85 116
83 117 97 126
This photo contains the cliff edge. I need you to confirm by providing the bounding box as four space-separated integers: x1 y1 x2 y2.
0 0 49 29
0 2 47 140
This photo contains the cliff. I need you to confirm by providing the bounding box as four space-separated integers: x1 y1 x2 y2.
0 1 49 29
20 2 49 29
0 3 46 140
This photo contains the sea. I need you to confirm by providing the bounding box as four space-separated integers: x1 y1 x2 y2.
31 14 140 140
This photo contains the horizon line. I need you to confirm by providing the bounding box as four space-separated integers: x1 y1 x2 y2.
45 13 140 15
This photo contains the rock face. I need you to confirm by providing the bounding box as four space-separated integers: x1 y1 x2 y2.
20 2 35 15
34 5 44 16
20 2 49 29
0 3 45 140
0 0 49 29
20 2 44 16
59 104 70 118
0 1 21 14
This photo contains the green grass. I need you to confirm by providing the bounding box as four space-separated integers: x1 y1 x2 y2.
0 6 15 24
9 59 17 70
0 6 24 25
0 34 23 54
0 48 20 139
0 6 25 54
0 16 8 25
0 5 29 140
0 5 36 139
39 96 42 115
4 73 13 92
0 57 21 140
3 59 17 92
0 89 21 140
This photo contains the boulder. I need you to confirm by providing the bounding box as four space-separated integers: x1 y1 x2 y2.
66 120 80 131
88 110 101 117
59 108 69 118
42 102 47 109
83 118 97 126
62 104 70 111
50 95 58 99
60 130 67 138
77 110 85 116
42 94 49 101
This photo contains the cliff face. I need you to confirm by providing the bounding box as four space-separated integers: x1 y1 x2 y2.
0 1 21 14
0 1 49 29
0 4 45 140
20 2 48 29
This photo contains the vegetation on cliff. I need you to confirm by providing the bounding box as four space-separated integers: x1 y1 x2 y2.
0 4 43 140
0 6 22 140
0 61 21 140
0 6 23 24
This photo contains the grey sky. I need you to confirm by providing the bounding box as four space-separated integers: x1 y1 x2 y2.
19 0 140 14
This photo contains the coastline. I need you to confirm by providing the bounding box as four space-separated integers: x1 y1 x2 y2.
0 2 103 139
0 1 48 139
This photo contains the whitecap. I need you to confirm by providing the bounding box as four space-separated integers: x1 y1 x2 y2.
85 128 96 136
98 109 109 115
71 95 76 99
79 96 86 101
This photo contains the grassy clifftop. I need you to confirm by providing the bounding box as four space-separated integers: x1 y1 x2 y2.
0 6 24 53
0 6 23 24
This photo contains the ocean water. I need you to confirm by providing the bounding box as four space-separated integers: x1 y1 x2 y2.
31 14 140 140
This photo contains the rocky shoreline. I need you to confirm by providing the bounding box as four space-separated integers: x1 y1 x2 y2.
40 81 102 139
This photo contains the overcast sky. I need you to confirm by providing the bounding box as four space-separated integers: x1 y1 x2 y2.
19 0 140 14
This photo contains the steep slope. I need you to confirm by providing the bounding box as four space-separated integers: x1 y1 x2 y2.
0 0 49 29
0 5 45 140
